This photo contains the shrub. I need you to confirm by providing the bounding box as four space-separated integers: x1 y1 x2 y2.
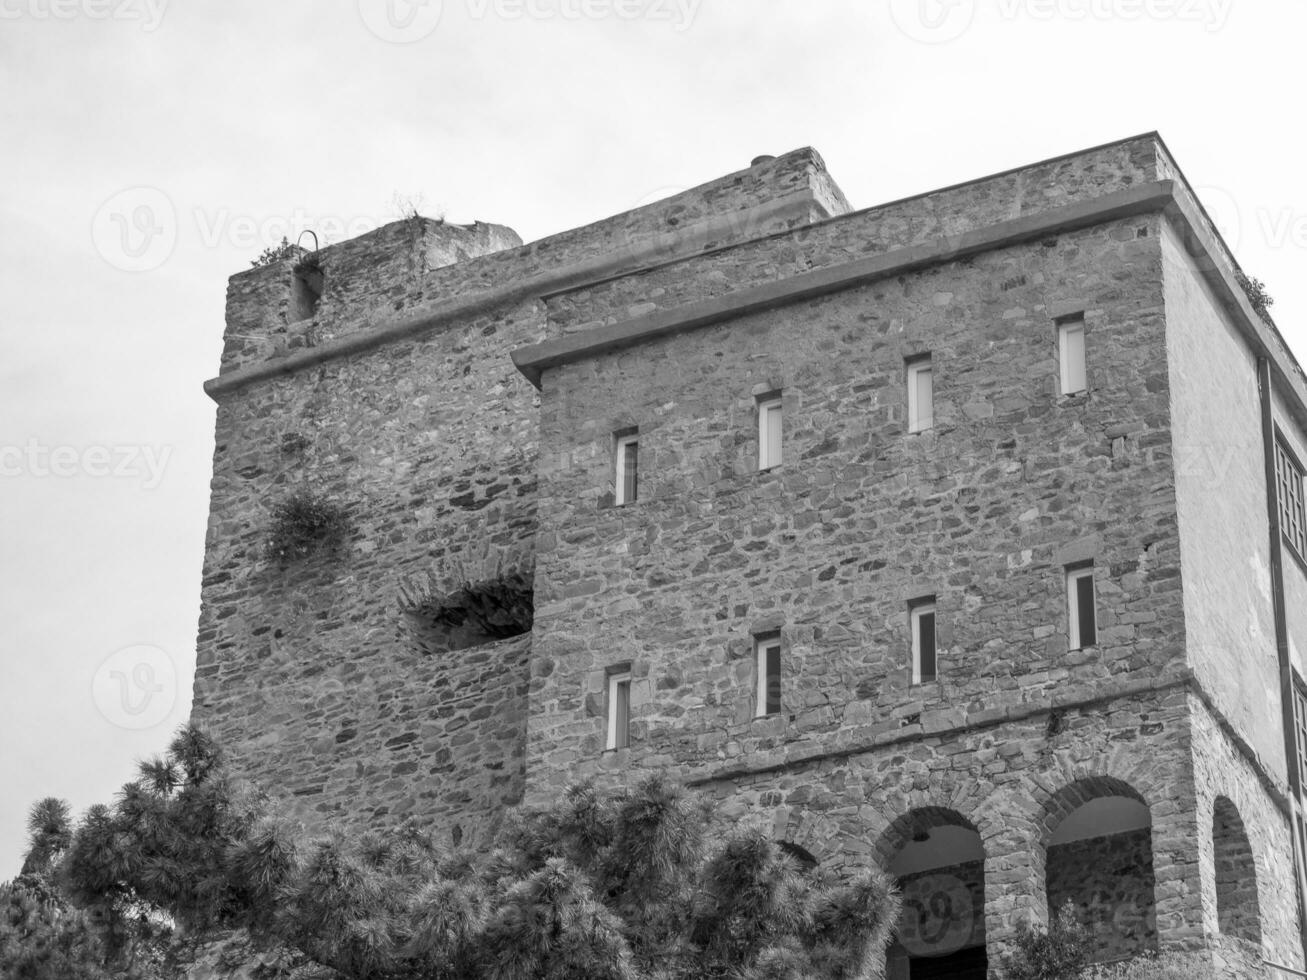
32 729 903 980
266 491 352 565
1235 270 1274 323
250 237 300 269
999 900 1089 980
1084 951 1218 980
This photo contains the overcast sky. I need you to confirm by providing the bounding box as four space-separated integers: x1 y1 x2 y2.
3 0 1305 874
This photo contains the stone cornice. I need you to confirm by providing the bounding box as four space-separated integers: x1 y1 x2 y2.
513 178 1307 439
511 182 1174 387
683 671 1294 822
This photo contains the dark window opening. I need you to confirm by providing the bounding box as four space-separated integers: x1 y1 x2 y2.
777 840 819 873
756 634 781 717
404 572 532 655
912 599 937 683
292 257 324 321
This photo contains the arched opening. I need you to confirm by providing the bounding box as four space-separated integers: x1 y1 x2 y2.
1213 797 1261 943
777 840 819 873
879 807 988 980
1044 777 1157 964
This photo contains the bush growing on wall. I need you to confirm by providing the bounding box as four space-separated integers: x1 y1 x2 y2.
266 491 352 565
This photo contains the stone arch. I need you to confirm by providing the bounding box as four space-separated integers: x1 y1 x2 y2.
777 840 819 873
1212 796 1261 944
1042 775 1157 963
878 807 988 980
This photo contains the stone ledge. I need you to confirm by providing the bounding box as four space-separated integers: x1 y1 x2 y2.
512 182 1176 388
683 671 1294 820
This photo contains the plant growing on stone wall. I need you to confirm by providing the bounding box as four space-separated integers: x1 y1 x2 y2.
250 237 300 269
1235 270 1274 323
266 491 352 565
998 900 1089 980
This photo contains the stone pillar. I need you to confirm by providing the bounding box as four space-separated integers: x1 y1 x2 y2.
983 822 1045 968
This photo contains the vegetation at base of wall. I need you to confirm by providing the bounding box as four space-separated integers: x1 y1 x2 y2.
1083 951 1219 979
266 491 352 565
7 724 901 980
999 900 1089 980
1235 269 1274 323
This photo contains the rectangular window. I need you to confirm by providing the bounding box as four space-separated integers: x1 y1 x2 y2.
615 432 639 506
911 599 937 683
1067 565 1097 649
907 357 933 433
606 669 631 750
1276 435 1307 559
755 634 781 717
1293 678 1307 794
1058 314 1087 395
758 394 782 470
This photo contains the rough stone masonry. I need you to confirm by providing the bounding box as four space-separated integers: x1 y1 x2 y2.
193 133 1307 978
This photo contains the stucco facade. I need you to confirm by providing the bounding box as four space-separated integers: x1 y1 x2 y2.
192 134 1307 978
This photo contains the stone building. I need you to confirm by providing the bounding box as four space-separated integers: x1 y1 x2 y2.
192 133 1307 978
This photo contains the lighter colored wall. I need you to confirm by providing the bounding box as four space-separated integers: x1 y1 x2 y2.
1161 218 1285 777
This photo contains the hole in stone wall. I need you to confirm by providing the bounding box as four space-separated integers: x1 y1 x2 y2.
292 256 324 320
404 572 533 655
777 840 818 873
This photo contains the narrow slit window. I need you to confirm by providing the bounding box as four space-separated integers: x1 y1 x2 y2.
615 432 639 506
1058 314 1087 395
755 634 781 717
607 670 631 750
1067 565 1097 649
911 599 937 683
907 357 933 433
758 394 782 470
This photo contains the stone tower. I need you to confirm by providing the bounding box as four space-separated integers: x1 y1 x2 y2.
193 135 1307 978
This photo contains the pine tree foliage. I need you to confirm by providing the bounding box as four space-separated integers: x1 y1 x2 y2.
9 725 901 979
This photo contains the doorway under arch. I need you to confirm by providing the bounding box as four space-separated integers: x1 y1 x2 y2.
879 807 988 980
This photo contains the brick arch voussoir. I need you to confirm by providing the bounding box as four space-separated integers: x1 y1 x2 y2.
1034 771 1152 850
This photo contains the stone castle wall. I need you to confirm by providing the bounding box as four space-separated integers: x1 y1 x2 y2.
191 133 1307 970
527 212 1180 790
192 148 848 845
